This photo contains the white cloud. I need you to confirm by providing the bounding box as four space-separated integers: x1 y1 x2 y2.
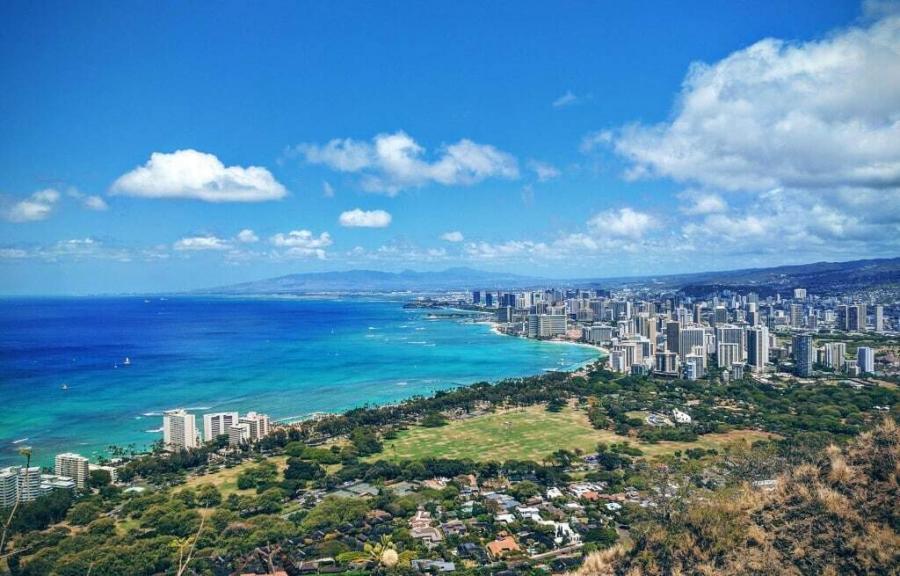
322 181 335 198
0 248 29 259
552 90 579 108
236 229 259 243
678 191 728 215
464 240 553 260
269 229 332 259
440 231 464 242
528 160 561 182
338 208 392 228
587 208 658 238
291 131 519 195
580 130 613 154
111 149 287 202
173 235 229 251
344 241 450 263
67 188 108 211
83 195 109 211
0 238 131 262
606 16 900 193
3 189 60 222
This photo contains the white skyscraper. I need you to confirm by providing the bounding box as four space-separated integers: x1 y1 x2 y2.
228 423 251 446
239 412 271 441
874 305 884 333
716 325 746 361
163 409 198 451
54 453 89 488
824 342 846 371
0 467 18 508
857 347 875 374
203 412 239 442
1 466 42 506
717 342 740 369
678 327 706 360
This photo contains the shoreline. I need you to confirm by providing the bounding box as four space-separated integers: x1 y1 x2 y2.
483 319 609 357
276 318 605 426
2 301 601 466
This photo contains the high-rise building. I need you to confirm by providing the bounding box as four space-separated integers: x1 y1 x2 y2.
747 326 769 372
610 350 627 373
716 325 746 361
654 351 678 374
54 453 89 489
792 334 814 377
0 467 18 508
684 354 705 379
824 342 846 371
793 288 807 300
848 304 865 332
713 306 727 325
857 347 875 374
472 291 481 305
874 305 884 333
665 321 680 354
836 304 849 330
203 412 239 442
692 303 704 325
717 343 740 369
484 292 494 307
240 412 271 441
163 409 198 451
678 327 705 360
1 466 42 506
496 306 514 323
790 304 804 328
228 423 251 446
528 314 566 338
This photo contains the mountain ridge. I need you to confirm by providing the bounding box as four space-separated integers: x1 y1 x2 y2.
200 257 900 295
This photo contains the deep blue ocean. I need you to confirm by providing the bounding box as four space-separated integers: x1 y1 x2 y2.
0 297 599 467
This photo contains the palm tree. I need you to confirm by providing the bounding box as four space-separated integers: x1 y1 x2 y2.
0 447 33 557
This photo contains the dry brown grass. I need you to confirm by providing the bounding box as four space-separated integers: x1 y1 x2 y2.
572 419 900 576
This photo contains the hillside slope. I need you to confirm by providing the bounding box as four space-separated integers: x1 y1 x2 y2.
574 419 900 575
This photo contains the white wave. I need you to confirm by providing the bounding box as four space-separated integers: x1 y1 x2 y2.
144 427 164 433
12 438 29 444
142 411 162 417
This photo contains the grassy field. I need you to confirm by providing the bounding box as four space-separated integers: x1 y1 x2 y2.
178 455 287 497
377 405 774 462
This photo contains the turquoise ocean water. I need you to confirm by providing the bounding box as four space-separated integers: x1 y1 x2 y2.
0 297 599 467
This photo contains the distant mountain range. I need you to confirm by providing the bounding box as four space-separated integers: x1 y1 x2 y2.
202 267 549 294
202 257 900 295
632 257 900 296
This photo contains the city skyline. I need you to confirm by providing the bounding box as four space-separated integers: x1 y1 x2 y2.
2 1 900 294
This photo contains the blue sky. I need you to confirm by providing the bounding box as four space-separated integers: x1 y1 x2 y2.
1 0 898 294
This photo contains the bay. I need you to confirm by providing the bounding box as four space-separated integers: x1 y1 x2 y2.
0 296 599 466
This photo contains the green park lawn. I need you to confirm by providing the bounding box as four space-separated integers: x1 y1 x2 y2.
376 405 774 462
179 455 287 497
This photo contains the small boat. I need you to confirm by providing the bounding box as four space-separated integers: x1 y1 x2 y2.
61 383 68 390
124 357 132 366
